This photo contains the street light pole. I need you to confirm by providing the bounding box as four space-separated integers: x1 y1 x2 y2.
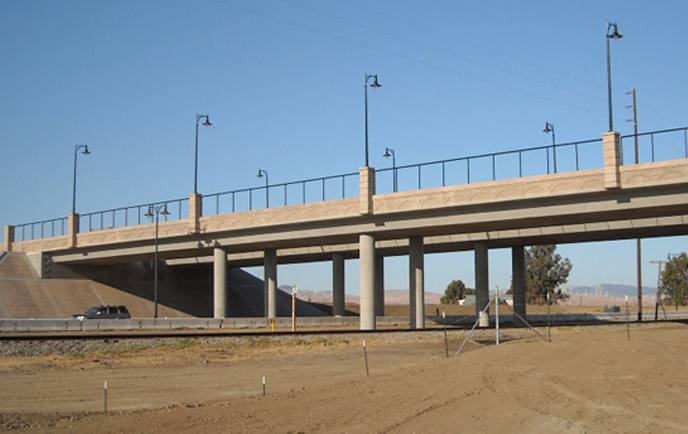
628 89 641 321
145 204 170 319
364 73 382 167
606 22 623 132
194 114 212 194
257 169 269 208
72 144 90 215
543 122 557 173
383 147 397 192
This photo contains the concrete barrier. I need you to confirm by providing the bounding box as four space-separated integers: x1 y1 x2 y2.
2 311 687 333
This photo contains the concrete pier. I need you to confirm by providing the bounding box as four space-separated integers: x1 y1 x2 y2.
375 255 385 317
475 243 489 321
213 248 227 319
360 234 376 330
409 236 425 329
332 253 345 317
512 246 527 326
264 249 277 318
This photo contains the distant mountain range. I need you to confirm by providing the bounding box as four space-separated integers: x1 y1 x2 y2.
284 283 657 305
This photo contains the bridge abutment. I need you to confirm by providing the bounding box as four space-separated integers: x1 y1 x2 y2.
4 225 14 251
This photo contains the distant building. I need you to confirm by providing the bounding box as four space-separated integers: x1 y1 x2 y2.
460 295 476 306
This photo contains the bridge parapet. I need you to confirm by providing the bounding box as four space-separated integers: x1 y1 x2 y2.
5 128 688 251
604 131 621 189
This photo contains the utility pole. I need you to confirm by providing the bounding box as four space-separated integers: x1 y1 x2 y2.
627 89 641 321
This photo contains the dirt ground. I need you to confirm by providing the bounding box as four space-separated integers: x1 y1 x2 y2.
1 322 688 433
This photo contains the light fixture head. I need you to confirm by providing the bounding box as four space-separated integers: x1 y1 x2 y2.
370 75 382 89
607 22 623 39
82 145 90 155
160 204 171 216
144 205 154 219
203 116 212 127
383 147 393 158
257 169 265 178
543 122 553 133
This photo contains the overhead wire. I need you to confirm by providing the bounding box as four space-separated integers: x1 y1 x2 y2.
338 0 606 90
337 0 682 127
277 0 606 104
208 0 605 117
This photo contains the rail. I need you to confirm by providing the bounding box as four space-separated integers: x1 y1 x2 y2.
202 171 359 215
14 217 69 242
376 137 603 194
11 127 688 241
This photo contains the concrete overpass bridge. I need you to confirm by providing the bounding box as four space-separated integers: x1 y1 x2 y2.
4 129 688 330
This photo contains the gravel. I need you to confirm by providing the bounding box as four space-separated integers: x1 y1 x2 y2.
0 328 539 358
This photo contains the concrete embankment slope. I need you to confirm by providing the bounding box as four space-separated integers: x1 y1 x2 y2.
0 252 328 319
0 252 189 319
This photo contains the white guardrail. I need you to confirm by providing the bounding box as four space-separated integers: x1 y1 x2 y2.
1 311 686 333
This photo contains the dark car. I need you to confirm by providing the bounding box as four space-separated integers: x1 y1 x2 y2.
72 305 131 320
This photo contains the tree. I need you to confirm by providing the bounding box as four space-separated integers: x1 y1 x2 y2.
441 279 474 304
660 253 688 310
525 245 572 305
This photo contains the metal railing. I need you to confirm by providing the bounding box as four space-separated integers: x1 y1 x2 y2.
376 137 603 194
202 172 359 215
14 217 69 242
619 127 688 165
11 127 688 241
79 198 189 233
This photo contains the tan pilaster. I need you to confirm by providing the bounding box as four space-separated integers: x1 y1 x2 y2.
189 193 203 234
4 225 14 251
603 131 621 189
359 166 376 215
68 213 80 248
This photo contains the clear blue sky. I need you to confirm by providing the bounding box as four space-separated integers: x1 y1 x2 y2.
2 0 686 294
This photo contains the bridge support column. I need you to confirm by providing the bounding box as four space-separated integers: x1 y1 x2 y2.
264 249 277 319
213 248 228 319
475 243 489 323
410 236 425 329
360 234 376 330
375 255 385 317
512 245 527 327
332 253 345 317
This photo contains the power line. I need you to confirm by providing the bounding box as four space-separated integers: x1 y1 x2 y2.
278 0 606 104
338 0 606 90
209 0 605 117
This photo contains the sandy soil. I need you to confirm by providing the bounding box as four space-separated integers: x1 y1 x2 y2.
1 322 688 433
